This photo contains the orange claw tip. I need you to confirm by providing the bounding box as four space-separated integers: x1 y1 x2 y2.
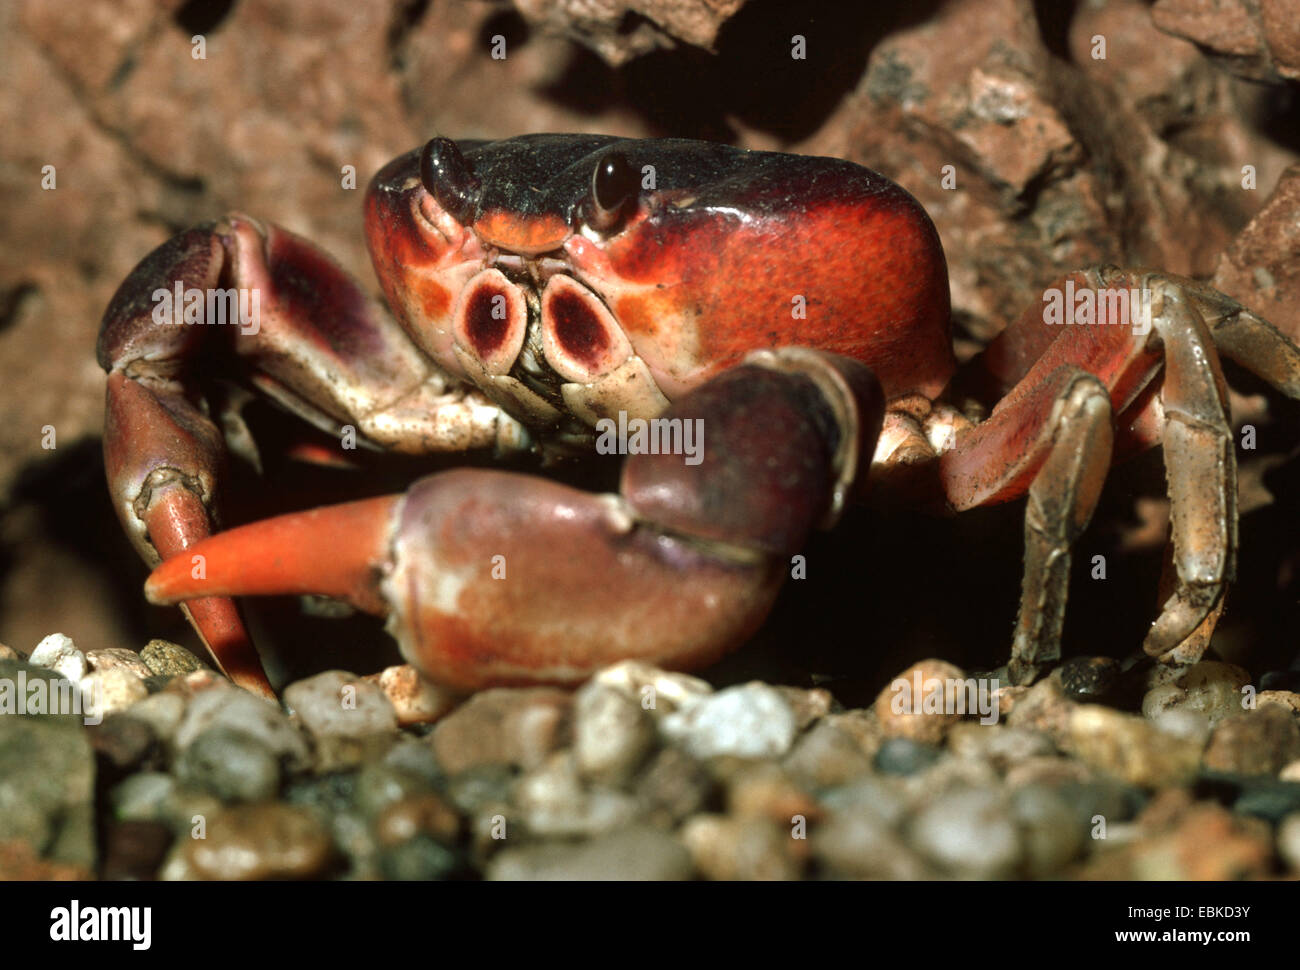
144 494 401 616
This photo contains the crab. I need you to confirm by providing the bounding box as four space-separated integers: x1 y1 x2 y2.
98 134 1300 700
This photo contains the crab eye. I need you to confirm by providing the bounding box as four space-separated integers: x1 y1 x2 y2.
420 137 481 225
587 151 637 230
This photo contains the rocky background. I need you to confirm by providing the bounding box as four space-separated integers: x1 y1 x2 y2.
1 0 1299 879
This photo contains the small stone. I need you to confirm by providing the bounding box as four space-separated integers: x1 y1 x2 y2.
487 825 693 880
176 726 282 802
573 681 657 784
85 648 153 680
88 714 158 772
431 687 571 774
175 803 335 880
1005 677 1075 744
819 776 908 829
1148 708 1213 746
590 660 712 718
1282 760 1300 782
1011 784 1086 877
782 721 873 788
515 752 639 838
907 787 1022 877
122 693 186 743
377 834 460 880
989 684 1029 720
163 669 228 696
813 810 929 879
0 643 18 660
28 633 86 684
1173 661 1252 724
726 762 819 823
361 664 460 726
175 688 309 771
947 723 1055 772
1003 756 1094 789
381 738 445 788
1068 705 1202 787
283 670 399 739
1258 690 1300 719
101 821 173 880
874 659 969 743
1278 813 1300 872
80 667 148 717
771 686 836 730
660 682 798 759
1130 799 1272 880
0 717 95 868
140 639 207 677
110 772 177 823
633 748 713 827
680 814 802 880
1055 656 1121 701
1202 707 1300 775
874 737 943 776
375 792 461 847
310 733 397 774
822 710 884 761
354 761 435 818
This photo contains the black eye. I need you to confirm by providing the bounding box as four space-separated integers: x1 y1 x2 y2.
588 151 637 229
420 137 481 224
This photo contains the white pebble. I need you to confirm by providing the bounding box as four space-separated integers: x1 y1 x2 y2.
29 633 87 683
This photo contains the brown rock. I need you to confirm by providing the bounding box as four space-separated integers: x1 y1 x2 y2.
1068 705 1203 787
362 664 461 727
874 659 969 743
431 688 572 774
1214 164 1300 343
1202 706 1300 775
179 804 334 880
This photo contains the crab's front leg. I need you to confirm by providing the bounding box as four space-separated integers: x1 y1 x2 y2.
143 351 885 689
98 216 526 695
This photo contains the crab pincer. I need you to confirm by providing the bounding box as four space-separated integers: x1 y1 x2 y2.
145 351 884 689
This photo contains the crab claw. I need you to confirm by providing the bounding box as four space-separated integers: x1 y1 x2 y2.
145 495 397 617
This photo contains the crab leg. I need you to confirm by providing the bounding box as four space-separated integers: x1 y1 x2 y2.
98 216 526 693
145 352 885 690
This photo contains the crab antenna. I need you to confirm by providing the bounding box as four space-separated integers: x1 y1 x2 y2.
145 495 400 616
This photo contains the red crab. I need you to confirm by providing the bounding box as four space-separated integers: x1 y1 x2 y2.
98 134 1300 699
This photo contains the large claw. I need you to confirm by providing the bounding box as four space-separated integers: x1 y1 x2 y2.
146 352 884 690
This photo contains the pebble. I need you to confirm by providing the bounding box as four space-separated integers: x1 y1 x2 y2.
1129 800 1272 880
0 643 18 660
782 721 872 788
28 633 86 683
813 810 929 878
873 659 969 743
1282 760 1300 782
726 762 819 823
284 670 399 738
819 776 908 829
311 732 399 774
632 748 713 827
1055 656 1121 702
1202 707 1300 775
80 667 148 717
445 764 516 815
514 752 639 838
377 835 460 880
1146 708 1213 746
874 737 943 776
1143 661 1252 726
140 639 207 677
101 820 174 880
659 682 798 760
487 825 694 880
110 772 177 823
1005 677 1075 743
1067 705 1202 787
85 648 153 680
175 687 310 771
176 727 282 802
1011 784 1085 876
375 792 461 847
0 716 95 868
431 687 572 774
88 714 158 772
1258 690 1300 718
947 723 1055 772
572 681 657 784
771 685 836 730
680 814 802 880
1003 756 1094 789
354 761 435 818
1278 813 1300 872
380 738 445 789
907 786 1022 877
589 660 713 718
169 803 335 880
122 692 186 743
362 664 460 726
